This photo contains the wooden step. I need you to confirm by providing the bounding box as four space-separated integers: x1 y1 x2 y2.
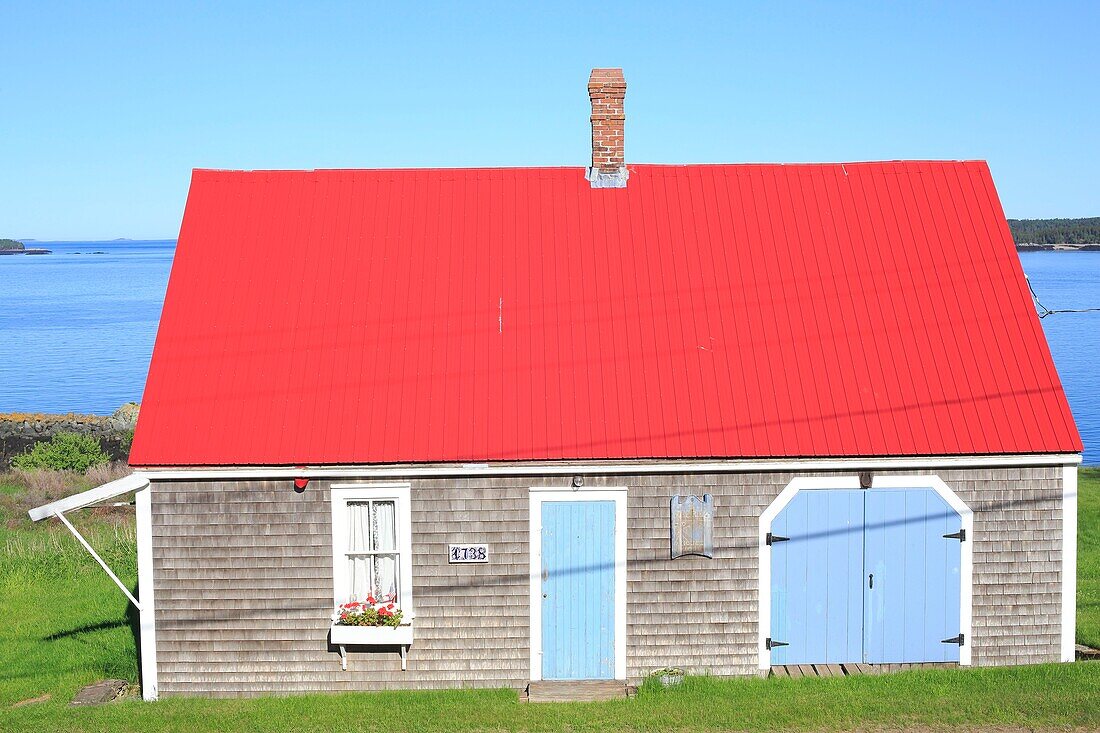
523 680 630 702
1076 644 1100 660
770 662 957 678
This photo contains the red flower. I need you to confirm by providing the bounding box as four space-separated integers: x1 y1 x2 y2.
387 604 395 611
367 595 376 604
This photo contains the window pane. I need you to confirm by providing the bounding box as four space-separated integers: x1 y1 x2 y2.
348 555 373 601
341 498 401 607
348 502 372 552
372 501 396 552
374 554 398 603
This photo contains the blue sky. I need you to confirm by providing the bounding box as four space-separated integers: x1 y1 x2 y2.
2 1 1098 240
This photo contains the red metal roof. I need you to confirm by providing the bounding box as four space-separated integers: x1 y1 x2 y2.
129 162 1082 466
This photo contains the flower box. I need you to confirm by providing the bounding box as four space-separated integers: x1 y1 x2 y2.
330 623 413 646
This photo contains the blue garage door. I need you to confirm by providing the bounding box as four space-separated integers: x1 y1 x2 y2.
770 488 961 666
864 489 962 663
541 500 616 680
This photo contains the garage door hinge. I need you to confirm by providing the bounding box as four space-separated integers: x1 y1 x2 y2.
765 637 789 650
943 529 966 541
766 532 790 545
941 633 965 646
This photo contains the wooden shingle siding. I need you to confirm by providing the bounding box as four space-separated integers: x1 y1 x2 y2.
150 465 1065 697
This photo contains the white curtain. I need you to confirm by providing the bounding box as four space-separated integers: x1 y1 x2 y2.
346 501 399 603
348 502 372 600
373 501 398 602
348 502 372 552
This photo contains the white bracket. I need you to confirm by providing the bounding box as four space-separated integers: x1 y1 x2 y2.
56 510 141 610
338 645 408 672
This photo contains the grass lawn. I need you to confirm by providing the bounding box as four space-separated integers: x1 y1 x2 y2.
1080 467 1100 648
1 468 1098 732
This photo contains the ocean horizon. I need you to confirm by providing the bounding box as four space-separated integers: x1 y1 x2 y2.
2 240 1097 464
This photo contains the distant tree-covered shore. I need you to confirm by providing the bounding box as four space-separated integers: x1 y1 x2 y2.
1008 218 1100 245
0 239 25 251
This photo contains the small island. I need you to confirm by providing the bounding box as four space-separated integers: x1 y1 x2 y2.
0 238 52 255
1010 217 1100 251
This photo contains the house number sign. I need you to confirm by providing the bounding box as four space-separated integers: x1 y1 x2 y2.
448 544 489 563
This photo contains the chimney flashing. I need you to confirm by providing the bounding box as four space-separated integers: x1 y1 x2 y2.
585 166 630 188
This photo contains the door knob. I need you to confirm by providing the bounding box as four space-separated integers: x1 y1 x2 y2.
868 573 874 589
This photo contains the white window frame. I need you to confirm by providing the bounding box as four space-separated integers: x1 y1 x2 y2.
331 484 414 619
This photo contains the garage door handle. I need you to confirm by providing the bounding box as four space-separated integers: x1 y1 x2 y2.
868 573 874 589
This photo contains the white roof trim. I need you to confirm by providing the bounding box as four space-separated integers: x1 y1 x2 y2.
135 453 1083 481
28 473 150 522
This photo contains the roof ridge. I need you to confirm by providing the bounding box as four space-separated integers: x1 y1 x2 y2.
190 160 991 176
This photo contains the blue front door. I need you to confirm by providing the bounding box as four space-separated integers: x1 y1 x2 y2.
541 500 616 680
770 488 961 665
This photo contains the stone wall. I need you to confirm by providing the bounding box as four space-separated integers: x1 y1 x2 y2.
0 403 138 467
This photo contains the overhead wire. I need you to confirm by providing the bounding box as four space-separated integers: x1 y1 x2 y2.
1025 275 1100 319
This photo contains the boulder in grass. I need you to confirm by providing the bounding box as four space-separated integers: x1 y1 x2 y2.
70 679 128 706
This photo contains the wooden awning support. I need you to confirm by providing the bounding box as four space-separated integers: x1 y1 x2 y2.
29 473 151 611
54 509 141 610
29 472 160 701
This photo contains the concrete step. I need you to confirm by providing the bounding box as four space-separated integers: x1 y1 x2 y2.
524 680 630 702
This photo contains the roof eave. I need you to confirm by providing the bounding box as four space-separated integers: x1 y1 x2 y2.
28 473 150 522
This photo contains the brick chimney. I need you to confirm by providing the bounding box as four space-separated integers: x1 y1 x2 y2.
587 68 627 188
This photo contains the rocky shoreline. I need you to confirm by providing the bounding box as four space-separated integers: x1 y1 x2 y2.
0 248 52 255
1017 243 1100 251
0 403 139 468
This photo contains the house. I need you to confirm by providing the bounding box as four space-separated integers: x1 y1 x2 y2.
31 68 1083 700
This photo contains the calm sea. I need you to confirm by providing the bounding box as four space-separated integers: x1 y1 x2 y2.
1 243 1097 464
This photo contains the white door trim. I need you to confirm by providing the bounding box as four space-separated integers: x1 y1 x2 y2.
758 475 974 670
528 488 628 681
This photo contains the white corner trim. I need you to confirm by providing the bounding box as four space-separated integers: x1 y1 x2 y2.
135 453 1083 482
28 472 150 521
330 484 414 619
528 487 628 681
135 486 158 701
1062 465 1078 662
758 474 974 669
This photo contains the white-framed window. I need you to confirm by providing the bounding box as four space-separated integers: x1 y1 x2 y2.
331 484 414 617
